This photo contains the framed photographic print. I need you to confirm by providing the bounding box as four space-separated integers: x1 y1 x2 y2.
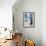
23 12 35 28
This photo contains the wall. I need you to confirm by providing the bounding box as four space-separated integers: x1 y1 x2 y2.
40 0 46 46
0 0 17 30
13 0 41 46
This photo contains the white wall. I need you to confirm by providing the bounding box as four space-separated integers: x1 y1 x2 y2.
40 0 46 46
0 0 17 30
13 0 41 46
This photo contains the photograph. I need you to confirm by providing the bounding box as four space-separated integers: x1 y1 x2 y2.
23 12 35 28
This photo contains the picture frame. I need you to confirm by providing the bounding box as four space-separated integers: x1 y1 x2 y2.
23 12 35 28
